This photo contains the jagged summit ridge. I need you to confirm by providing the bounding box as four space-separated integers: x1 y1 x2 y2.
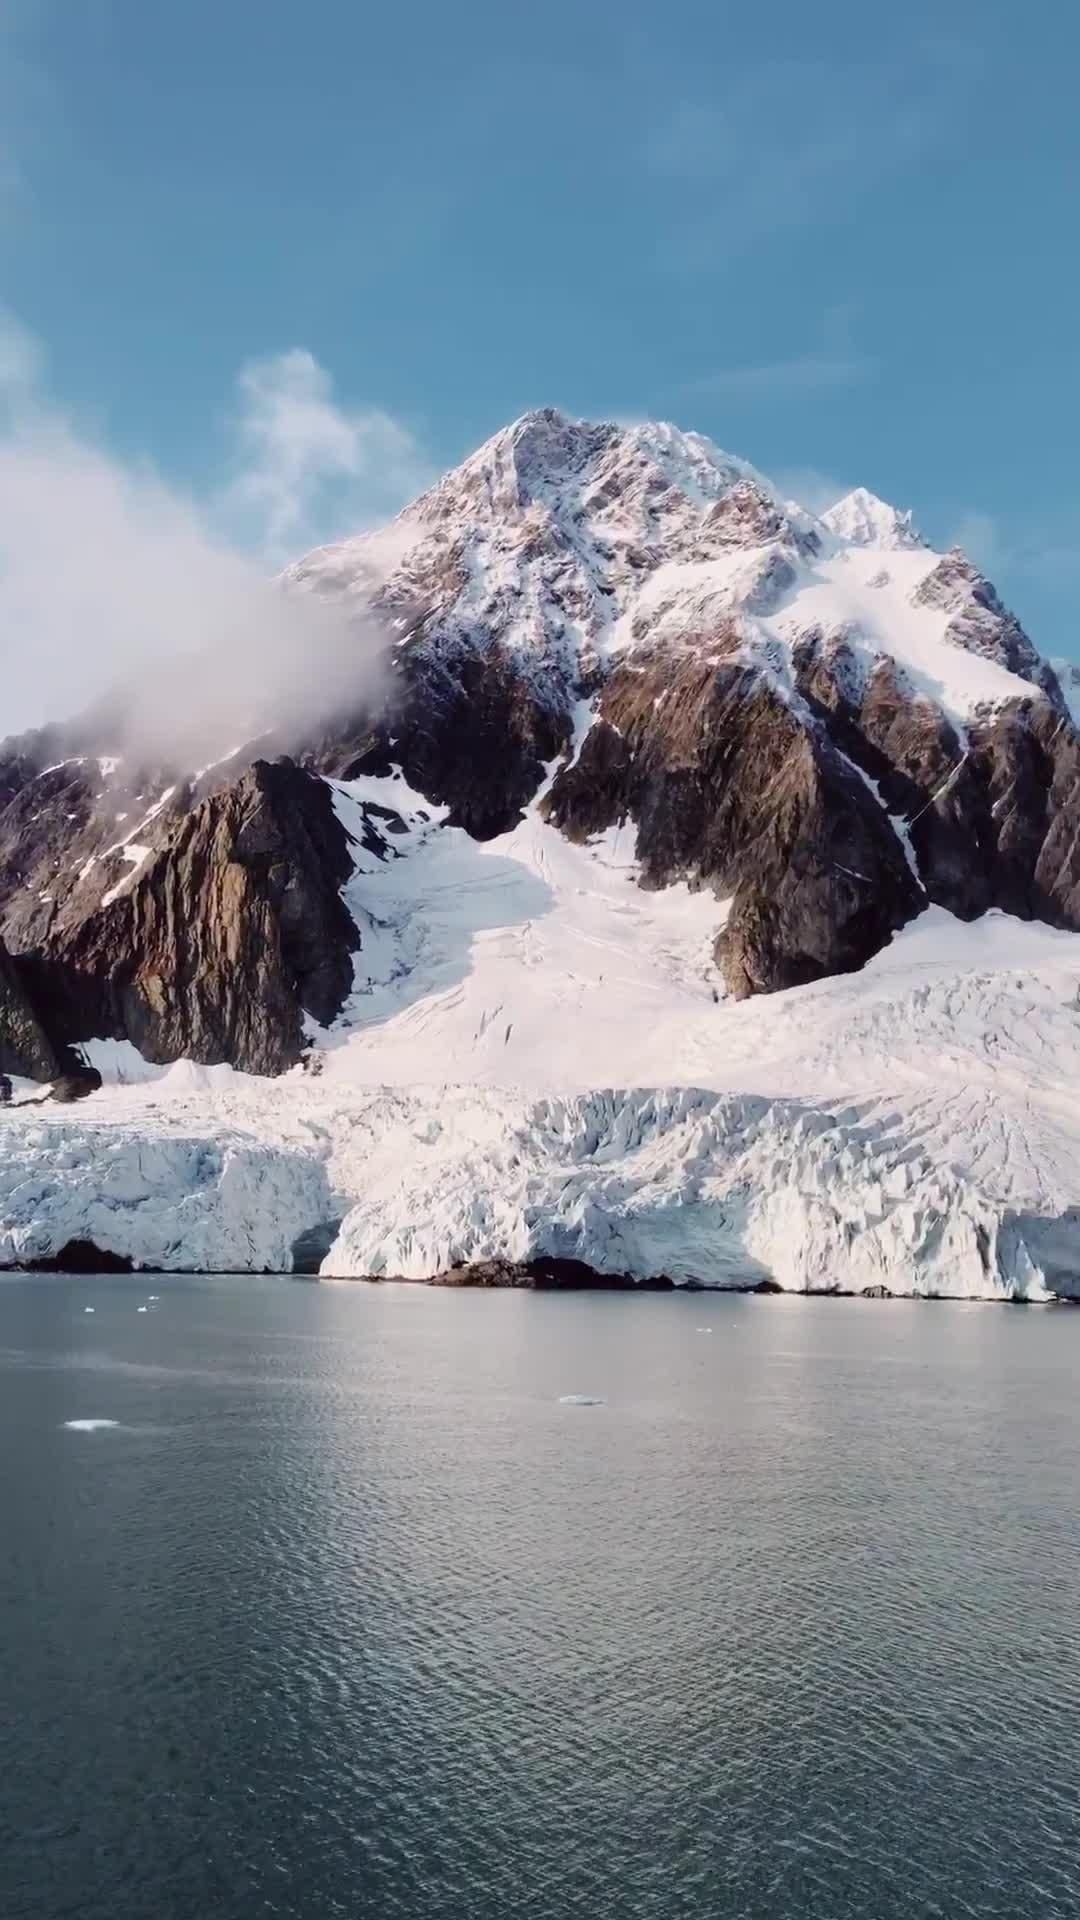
286 410 1046 732
417 407 772 518
285 407 819 686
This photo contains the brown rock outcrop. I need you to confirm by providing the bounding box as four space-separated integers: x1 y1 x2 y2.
15 759 359 1076
0 936 60 1080
545 640 923 997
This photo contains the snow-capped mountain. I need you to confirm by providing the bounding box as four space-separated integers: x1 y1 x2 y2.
1 403 1076 1067
285 407 1077 1000
3 408 1080 1297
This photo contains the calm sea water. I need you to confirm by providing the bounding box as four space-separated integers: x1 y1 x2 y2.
2 1275 1079 1920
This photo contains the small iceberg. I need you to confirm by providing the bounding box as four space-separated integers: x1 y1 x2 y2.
83 1307 95 1315
696 1326 713 1333
136 1305 148 1313
63 1419 119 1432
558 1394 606 1406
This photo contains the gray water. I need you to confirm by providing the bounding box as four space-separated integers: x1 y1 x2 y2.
2 1275 1079 1920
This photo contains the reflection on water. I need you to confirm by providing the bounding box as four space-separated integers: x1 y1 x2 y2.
2 1275 1079 1920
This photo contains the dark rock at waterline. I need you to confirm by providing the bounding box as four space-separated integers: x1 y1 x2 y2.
431 1256 676 1290
23 1239 133 1272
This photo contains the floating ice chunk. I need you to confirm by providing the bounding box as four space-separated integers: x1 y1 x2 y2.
83 1306 95 1314
558 1393 606 1406
136 1305 148 1313
63 1418 118 1431
147 1295 159 1301
696 1326 714 1333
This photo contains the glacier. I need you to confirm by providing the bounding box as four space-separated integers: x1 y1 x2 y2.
0 1123 331 1274
4 772 1080 1299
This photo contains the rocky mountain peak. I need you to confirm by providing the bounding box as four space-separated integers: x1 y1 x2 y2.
402 409 783 541
421 408 613 523
822 486 924 551
3 406 1080 1087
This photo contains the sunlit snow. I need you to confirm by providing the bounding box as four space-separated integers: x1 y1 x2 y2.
5 416 1078 1299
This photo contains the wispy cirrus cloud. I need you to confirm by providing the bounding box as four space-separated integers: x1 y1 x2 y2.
690 347 873 398
948 511 1003 573
686 307 876 400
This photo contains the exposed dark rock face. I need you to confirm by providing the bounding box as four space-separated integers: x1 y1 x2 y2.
50 1069 103 1103
788 629 1080 935
0 936 60 1080
395 645 568 840
428 1256 676 1289
0 739 195 954
305 641 569 841
23 1238 133 1273
13 759 360 1076
545 639 923 997
290 1219 346 1275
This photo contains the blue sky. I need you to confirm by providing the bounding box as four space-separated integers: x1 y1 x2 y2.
1 0 1078 659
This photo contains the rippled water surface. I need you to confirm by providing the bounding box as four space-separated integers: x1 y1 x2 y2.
2 1276 1079 1920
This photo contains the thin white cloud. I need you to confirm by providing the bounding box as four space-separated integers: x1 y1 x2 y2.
689 349 873 399
775 467 853 519
948 511 1002 573
0 314 428 746
949 507 1080 594
687 306 876 400
222 347 433 565
0 302 40 387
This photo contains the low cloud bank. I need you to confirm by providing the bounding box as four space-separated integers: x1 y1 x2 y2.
0 313 431 761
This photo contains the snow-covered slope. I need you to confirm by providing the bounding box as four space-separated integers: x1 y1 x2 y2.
302 766 727 1088
5 769 1080 1299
